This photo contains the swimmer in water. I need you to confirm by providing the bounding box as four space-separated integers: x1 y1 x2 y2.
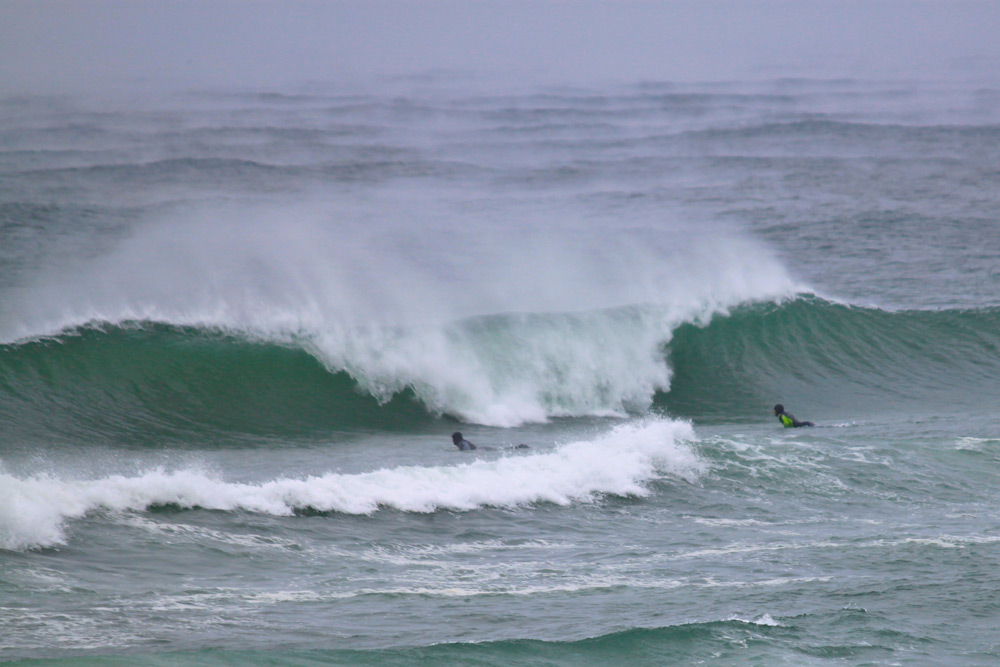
451 432 477 451
450 432 530 451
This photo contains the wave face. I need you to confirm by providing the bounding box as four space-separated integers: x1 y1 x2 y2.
3 297 1000 446
662 297 1000 420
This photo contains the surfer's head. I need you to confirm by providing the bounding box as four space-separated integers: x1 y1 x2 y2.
451 432 463 445
773 404 784 415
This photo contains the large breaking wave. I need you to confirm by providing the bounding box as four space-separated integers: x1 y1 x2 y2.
3 297 1000 442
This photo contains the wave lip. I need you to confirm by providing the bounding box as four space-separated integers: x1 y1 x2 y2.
0 418 701 551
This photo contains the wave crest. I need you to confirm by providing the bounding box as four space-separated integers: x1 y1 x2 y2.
0 418 701 551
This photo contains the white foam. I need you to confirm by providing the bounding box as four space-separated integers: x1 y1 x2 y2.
729 613 782 627
359 538 566 566
691 517 771 527
954 437 1000 451
116 515 308 552
0 418 703 551
310 307 684 426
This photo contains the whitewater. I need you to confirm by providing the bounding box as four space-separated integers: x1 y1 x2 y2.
1 419 703 551
3 72 1000 666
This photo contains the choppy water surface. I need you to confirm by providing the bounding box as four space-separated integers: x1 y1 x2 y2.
2 76 1000 665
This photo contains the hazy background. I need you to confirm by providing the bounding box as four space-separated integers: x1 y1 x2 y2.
3 0 999 93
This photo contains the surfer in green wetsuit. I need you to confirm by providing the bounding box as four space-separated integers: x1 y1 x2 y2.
774 404 814 428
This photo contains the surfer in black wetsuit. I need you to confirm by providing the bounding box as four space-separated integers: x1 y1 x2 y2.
450 432 529 451
451 432 477 451
774 404 814 428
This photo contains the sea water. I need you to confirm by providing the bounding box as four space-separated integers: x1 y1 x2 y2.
2 75 1000 665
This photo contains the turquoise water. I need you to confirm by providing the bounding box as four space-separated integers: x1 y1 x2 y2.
2 76 1000 665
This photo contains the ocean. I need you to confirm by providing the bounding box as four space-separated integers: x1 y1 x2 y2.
2 74 1000 665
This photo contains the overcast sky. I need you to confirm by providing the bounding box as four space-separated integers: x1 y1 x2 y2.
2 0 999 92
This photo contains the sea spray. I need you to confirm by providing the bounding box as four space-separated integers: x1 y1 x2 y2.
0 200 798 427
0 418 702 551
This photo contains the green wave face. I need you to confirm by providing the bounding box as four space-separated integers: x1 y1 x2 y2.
3 298 999 445
0 324 432 447
660 297 1000 422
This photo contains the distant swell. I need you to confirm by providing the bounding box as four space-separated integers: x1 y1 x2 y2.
86 617 853 666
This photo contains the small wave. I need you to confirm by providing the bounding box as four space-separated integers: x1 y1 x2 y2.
0 418 701 551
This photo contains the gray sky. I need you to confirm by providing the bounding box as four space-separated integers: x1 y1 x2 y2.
2 0 999 92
